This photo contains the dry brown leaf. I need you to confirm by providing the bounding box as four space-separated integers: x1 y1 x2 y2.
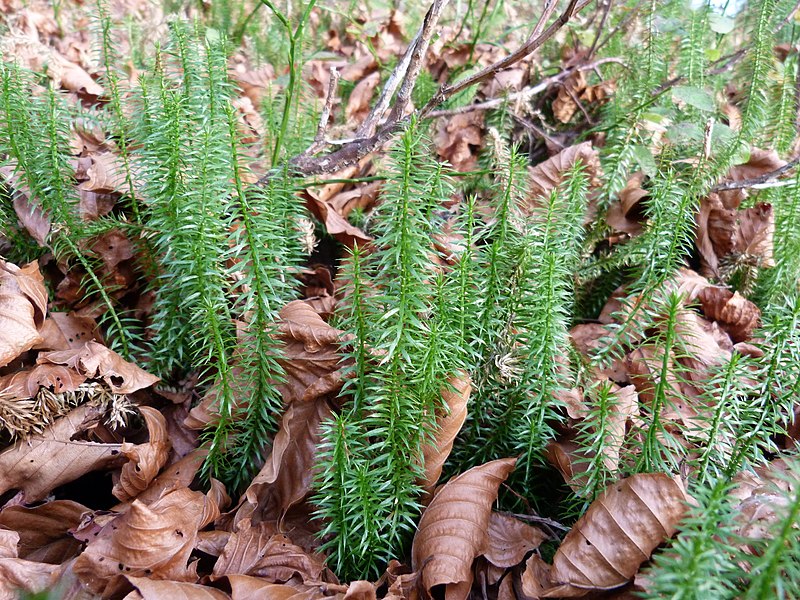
412 457 517 600
127 449 207 508
484 512 547 568
35 312 101 351
125 576 231 600
49 54 103 96
0 404 123 502
0 363 87 399
545 440 591 492
304 189 372 249
420 373 470 500
112 406 172 502
0 259 47 367
79 152 130 195
435 112 484 172
235 398 331 525
526 142 601 212
0 500 87 563
569 324 627 382
346 71 380 123
522 474 691 597
37 341 159 394
213 521 327 584
0 557 58 600
605 173 647 236
72 486 221 594
227 574 323 600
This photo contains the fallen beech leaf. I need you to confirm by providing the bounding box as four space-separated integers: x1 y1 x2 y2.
35 312 101 351
484 512 547 568
226 574 323 600
545 440 591 492
113 406 172 502
435 112 484 172
79 152 130 195
0 363 87 399
125 576 231 600
213 521 327 583
277 301 346 404
50 55 104 96
420 373 470 500
1 165 51 245
305 189 372 248
72 486 221 594
0 404 123 502
524 474 692 597
0 500 87 563
37 341 159 394
0 259 47 367
0 557 58 599
526 142 601 212
605 173 647 236
0 530 18 559
346 71 380 123
236 398 331 524
129 449 207 507
412 457 517 600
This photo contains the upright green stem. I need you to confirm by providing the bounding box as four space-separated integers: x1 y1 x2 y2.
260 0 317 164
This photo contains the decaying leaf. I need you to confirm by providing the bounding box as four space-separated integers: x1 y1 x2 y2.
435 112 484 172
484 512 547 569
234 398 331 525
37 341 159 395
0 499 87 563
525 142 601 212
0 259 47 367
304 189 372 248
226 574 323 600
522 474 692 597
0 404 124 502
125 576 232 600
212 520 328 583
72 486 222 594
698 283 761 343
0 556 58 600
412 457 517 600
420 373 470 499
113 406 172 502
35 311 101 351
346 71 380 123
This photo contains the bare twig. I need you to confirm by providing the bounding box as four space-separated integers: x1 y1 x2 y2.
587 0 612 58
258 0 589 182
511 113 565 149
711 155 800 192
427 57 624 118
306 67 339 154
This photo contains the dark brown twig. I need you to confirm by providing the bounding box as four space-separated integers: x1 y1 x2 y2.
306 67 339 154
257 0 589 182
711 155 800 192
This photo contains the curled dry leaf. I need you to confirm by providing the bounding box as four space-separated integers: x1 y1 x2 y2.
79 152 131 195
484 512 547 569
125 576 231 600
277 301 346 404
0 500 87 563
0 557 58 600
72 486 221 594
37 341 159 395
412 457 517 600
346 71 380 123
605 173 647 236
526 142 601 212
304 189 372 249
435 112 484 172
112 406 172 502
213 521 327 584
226 574 323 600
420 373 470 500
522 474 692 597
0 404 123 502
235 398 331 525
0 259 47 367
35 312 101 351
